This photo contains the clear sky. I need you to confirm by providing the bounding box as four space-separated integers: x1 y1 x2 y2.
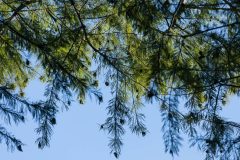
1 79 240 160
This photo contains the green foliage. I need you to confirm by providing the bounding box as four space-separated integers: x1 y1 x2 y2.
0 0 240 159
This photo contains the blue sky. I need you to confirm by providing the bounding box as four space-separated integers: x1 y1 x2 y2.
1 79 240 160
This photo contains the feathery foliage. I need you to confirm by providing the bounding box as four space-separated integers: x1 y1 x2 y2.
0 0 240 159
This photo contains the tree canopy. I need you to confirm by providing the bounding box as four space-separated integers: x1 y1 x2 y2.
0 0 240 159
